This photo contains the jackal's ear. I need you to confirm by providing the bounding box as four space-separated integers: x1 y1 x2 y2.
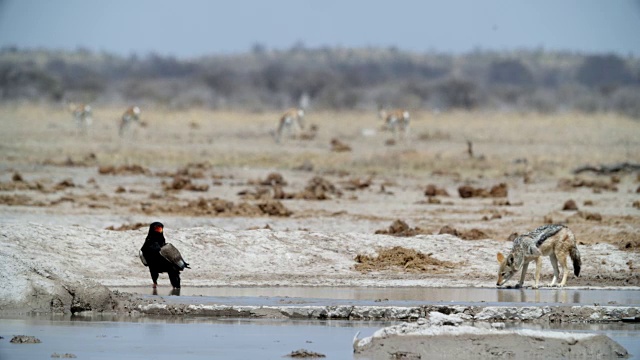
497 252 505 264
506 254 514 266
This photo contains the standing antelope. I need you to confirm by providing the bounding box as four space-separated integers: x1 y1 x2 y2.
119 106 142 136
68 102 93 133
378 108 410 139
274 107 305 143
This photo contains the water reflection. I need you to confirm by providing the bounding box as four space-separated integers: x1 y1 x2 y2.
112 286 634 307
496 288 581 304
151 288 181 296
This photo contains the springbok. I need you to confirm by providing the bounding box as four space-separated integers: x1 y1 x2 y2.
274 107 305 143
378 107 410 139
68 102 92 133
119 106 142 136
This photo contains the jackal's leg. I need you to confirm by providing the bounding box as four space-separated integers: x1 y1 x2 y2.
548 253 560 287
558 253 570 287
533 257 543 289
518 262 529 288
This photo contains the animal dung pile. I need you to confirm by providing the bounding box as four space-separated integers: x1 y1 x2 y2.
563 199 579 211
557 177 619 192
105 222 147 231
248 172 288 187
330 138 352 152
257 200 293 217
145 197 293 217
162 176 209 192
438 225 489 240
98 164 151 176
375 219 428 237
424 184 449 197
243 174 344 201
458 183 508 198
354 246 456 273
341 177 372 191
295 176 342 200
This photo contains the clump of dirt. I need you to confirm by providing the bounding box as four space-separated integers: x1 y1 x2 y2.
257 200 293 216
106 222 147 231
0 194 34 206
286 349 326 358
330 138 352 152
568 211 603 222
438 225 489 240
162 176 209 192
295 176 342 200
563 199 579 211
375 219 428 237
557 178 618 192
354 246 456 273
157 162 212 179
238 187 274 201
148 197 292 217
42 153 98 167
98 164 150 176
10 336 41 344
249 172 288 186
54 179 76 191
341 177 372 191
0 173 44 191
424 184 449 197
461 228 489 240
458 183 507 198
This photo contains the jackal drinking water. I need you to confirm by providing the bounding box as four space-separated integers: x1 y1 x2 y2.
496 224 581 288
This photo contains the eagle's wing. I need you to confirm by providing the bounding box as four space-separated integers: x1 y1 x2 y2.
160 243 190 270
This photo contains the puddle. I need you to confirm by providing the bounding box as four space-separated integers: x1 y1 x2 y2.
112 286 640 307
1 317 638 360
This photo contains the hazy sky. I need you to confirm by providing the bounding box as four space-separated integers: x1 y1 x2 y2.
1 0 639 58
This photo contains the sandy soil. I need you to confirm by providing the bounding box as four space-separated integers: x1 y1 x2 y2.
0 104 639 355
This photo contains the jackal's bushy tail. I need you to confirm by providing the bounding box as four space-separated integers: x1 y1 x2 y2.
569 231 581 276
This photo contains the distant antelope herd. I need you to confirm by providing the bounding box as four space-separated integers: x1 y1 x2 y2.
65 103 413 143
66 103 142 136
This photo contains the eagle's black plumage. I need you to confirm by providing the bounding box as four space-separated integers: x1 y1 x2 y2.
140 222 189 289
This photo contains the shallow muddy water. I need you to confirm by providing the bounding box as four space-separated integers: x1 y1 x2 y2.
1 316 638 360
113 286 640 307
0 317 385 360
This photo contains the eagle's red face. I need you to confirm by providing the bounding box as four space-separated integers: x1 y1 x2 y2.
154 225 163 233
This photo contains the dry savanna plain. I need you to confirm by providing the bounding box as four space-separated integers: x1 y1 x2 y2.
0 104 640 286
0 103 639 303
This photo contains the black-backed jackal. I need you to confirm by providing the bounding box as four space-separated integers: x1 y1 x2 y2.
119 106 142 136
378 108 410 139
496 224 581 288
68 102 92 133
274 107 305 143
